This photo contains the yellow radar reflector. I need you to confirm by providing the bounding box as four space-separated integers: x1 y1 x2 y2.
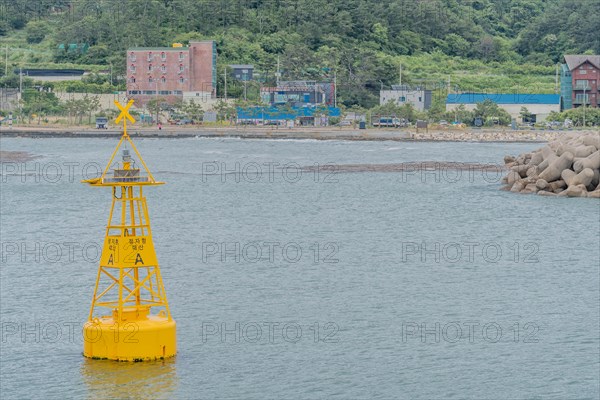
115 99 135 124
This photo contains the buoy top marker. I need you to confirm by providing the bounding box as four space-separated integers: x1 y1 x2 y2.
82 100 163 187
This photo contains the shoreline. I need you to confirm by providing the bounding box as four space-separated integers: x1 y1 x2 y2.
1 126 597 142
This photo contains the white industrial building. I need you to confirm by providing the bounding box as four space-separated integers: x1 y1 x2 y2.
446 93 562 122
380 85 432 111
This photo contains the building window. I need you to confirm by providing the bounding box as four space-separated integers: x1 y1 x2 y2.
148 77 153 83
174 90 183 95
159 90 171 95
143 90 156 95
399 96 406 102
129 52 136 61
179 77 184 84
161 76 166 83
575 94 589 103
418 97 422 102
161 64 166 73
147 52 153 61
148 64 153 72
179 52 184 60
130 64 136 73
130 77 136 83
579 69 587 75
128 90 140 95
575 79 590 89
161 52 166 60
179 64 184 72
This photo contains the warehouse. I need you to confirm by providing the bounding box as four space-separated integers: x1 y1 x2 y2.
446 93 561 123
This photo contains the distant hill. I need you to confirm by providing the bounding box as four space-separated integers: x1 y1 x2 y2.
1 0 598 107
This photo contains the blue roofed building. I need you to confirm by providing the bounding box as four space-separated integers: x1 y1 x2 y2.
237 106 341 126
446 93 562 123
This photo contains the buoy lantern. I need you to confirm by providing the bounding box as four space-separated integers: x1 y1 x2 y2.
82 100 176 361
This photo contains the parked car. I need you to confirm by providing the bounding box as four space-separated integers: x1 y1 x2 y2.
95 117 108 129
372 117 407 128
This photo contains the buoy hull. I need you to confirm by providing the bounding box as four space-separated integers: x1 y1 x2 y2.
83 316 176 361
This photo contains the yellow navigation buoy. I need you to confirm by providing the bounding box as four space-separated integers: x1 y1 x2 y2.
82 100 176 361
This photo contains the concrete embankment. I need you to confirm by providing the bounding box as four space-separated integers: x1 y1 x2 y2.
1 127 411 140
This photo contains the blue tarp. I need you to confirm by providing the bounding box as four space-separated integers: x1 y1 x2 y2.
237 106 341 120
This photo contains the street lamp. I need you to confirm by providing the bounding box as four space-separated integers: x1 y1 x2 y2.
582 83 586 127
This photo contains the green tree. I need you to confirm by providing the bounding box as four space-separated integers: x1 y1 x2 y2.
214 100 236 122
519 106 533 122
446 104 473 124
473 99 512 126
180 100 204 122
21 89 62 124
146 98 162 124
25 21 49 44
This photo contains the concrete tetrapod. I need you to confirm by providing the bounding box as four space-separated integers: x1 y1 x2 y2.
501 133 600 198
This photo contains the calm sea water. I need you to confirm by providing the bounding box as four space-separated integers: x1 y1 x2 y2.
1 137 599 399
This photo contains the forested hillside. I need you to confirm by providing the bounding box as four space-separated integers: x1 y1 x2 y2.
1 0 599 107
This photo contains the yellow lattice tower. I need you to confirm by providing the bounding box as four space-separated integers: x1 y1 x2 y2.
82 100 176 361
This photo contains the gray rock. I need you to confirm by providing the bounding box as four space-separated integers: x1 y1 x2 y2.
536 179 548 190
537 153 558 173
574 145 596 158
526 166 538 177
573 151 600 172
548 180 566 191
507 170 521 186
588 190 600 198
538 152 574 182
511 181 525 192
565 184 588 198
524 183 538 193
562 168 594 187
582 134 600 150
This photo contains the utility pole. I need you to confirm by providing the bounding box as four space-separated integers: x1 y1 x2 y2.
243 80 247 101
4 46 7 76
399 63 402 86
333 70 337 108
19 68 22 122
224 68 227 100
555 63 559 94
155 79 159 125
276 56 280 87
583 84 587 127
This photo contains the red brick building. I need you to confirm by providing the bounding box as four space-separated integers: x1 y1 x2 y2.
563 55 600 109
126 41 216 106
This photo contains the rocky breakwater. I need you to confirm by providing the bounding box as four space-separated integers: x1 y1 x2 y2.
413 129 569 142
501 133 600 198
